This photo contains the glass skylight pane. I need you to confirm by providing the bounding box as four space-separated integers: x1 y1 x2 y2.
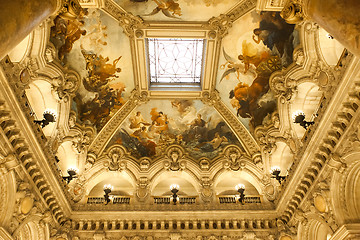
147 38 205 85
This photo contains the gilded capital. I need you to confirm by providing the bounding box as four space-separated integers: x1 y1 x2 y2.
58 0 85 20
280 0 306 24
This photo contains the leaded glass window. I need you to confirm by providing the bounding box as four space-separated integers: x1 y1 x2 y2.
146 38 205 89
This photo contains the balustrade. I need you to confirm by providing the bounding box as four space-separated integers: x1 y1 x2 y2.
87 196 131 204
218 195 262 204
152 196 197 204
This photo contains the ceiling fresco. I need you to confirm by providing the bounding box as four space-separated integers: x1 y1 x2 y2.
50 9 135 131
48 4 300 160
217 10 299 134
105 100 244 160
116 0 240 21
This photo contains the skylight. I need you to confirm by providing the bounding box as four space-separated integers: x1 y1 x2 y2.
146 38 205 89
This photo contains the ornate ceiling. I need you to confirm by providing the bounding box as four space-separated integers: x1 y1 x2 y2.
1 0 359 239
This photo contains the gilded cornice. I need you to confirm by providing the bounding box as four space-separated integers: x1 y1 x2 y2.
0 62 71 224
278 55 360 224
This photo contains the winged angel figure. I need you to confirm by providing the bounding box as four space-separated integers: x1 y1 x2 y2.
220 47 257 82
144 0 182 19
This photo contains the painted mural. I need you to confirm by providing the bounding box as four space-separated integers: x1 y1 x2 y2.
218 11 299 133
106 100 243 159
50 9 135 131
117 0 239 21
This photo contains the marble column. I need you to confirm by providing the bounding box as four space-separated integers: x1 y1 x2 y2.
307 0 360 57
0 0 64 59
281 0 360 57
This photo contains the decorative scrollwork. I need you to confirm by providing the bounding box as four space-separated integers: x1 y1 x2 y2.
72 127 95 154
270 73 297 103
52 72 80 102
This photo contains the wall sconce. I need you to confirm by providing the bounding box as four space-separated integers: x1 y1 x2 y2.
34 109 57 128
235 184 245 205
271 166 286 184
104 184 113 205
170 184 180 205
62 168 77 183
292 110 314 129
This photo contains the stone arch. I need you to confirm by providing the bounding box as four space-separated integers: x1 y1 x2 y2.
149 169 201 197
270 141 294 175
56 140 79 175
290 81 322 138
25 79 59 136
84 163 138 198
212 169 263 196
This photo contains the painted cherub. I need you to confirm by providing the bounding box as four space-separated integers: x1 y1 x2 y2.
144 0 182 19
220 47 257 82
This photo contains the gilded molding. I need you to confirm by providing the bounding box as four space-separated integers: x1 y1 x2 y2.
0 60 71 224
102 0 147 38
203 0 256 39
70 218 278 232
279 57 360 224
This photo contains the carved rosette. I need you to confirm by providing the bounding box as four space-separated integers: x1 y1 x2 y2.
58 0 84 20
